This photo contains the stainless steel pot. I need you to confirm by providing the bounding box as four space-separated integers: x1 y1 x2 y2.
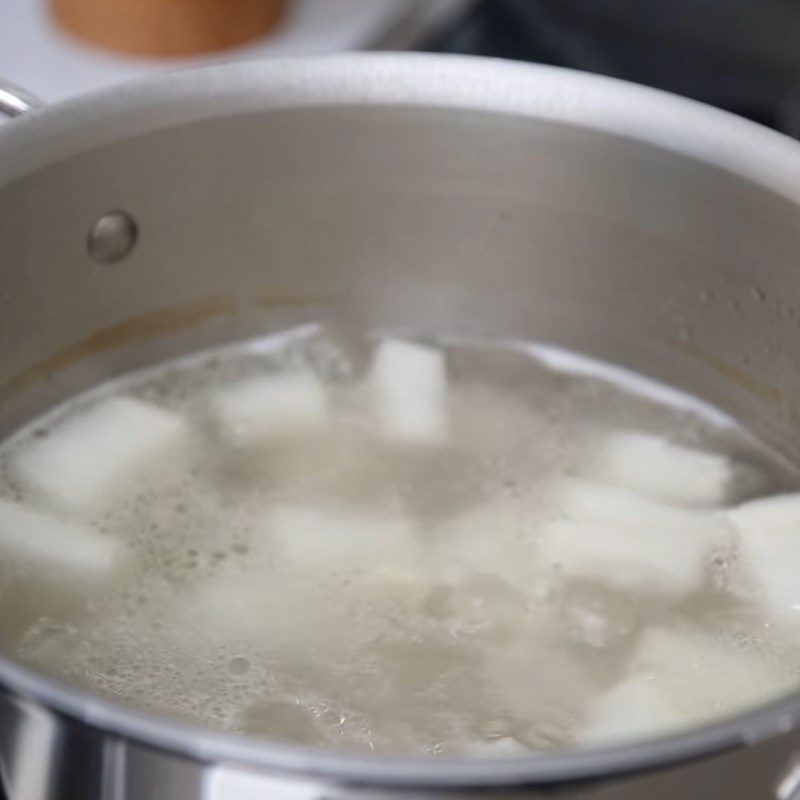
2 53 800 800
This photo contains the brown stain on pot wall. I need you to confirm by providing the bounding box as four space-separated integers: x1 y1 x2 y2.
255 292 331 310
0 292 332 404
0 296 235 403
663 335 800 425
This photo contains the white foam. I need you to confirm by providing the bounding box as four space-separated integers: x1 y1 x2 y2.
578 676 683 745
560 585 638 649
266 504 419 572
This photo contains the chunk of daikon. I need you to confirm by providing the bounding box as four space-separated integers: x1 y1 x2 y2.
266 504 419 573
192 532 422 649
578 676 683 745
433 498 542 589
728 493 800 619
578 627 794 745
730 492 800 532
537 520 709 596
211 372 327 446
588 431 733 507
552 477 721 537
13 397 188 511
539 479 722 596
370 338 449 444
0 498 117 575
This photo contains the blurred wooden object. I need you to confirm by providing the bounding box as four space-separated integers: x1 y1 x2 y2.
51 0 288 57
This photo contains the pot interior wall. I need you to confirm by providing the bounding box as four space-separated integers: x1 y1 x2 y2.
1 106 799 459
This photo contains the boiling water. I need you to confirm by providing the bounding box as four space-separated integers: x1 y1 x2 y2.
0 326 798 757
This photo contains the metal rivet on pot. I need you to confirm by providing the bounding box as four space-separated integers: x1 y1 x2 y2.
87 210 138 264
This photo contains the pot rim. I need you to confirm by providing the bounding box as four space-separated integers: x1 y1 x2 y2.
2 52 800 788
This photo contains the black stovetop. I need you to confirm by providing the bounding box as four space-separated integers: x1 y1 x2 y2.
423 0 800 138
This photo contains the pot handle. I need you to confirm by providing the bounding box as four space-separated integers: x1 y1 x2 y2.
777 754 800 800
0 79 43 118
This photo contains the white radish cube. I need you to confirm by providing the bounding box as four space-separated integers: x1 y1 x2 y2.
551 477 721 538
588 431 733 507
730 492 800 532
13 397 188 511
266 504 419 573
462 737 531 758
191 506 421 647
561 585 638 648
370 339 449 444
0 498 118 575
537 520 708 596
578 627 794 745
729 493 800 619
539 479 723 596
211 372 327 446
578 676 682 745
630 627 794 712
435 499 538 585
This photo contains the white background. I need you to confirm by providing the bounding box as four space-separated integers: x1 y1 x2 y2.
0 0 468 102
